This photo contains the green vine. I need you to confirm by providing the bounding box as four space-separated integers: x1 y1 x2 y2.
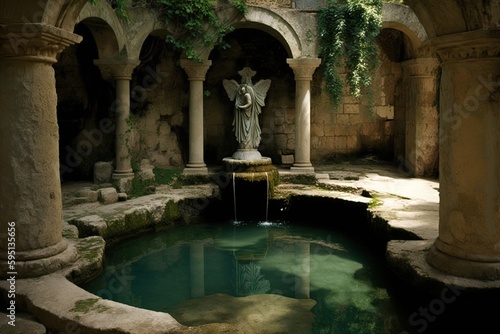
317 0 382 108
158 0 246 60
91 0 246 61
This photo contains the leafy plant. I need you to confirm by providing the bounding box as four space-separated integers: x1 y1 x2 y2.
317 0 382 108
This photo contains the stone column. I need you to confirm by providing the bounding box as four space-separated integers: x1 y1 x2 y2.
287 58 321 172
0 24 81 278
180 59 211 175
402 57 440 177
95 59 140 192
427 32 500 280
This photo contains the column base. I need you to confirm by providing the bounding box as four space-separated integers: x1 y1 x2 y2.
0 240 78 279
112 172 135 193
427 241 500 280
183 165 208 175
290 164 315 173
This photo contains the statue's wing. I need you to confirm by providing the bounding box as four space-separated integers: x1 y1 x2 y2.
252 79 271 107
223 79 240 101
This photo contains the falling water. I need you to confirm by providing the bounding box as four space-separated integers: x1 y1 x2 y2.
265 172 269 222
232 172 237 221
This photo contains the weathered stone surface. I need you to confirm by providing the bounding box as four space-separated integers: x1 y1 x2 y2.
76 189 99 203
66 235 106 285
0 312 46 334
97 187 118 204
118 192 128 201
169 293 316 333
375 105 394 119
281 154 294 165
71 197 88 205
113 175 134 193
0 275 185 334
294 0 326 10
93 161 113 184
138 159 155 181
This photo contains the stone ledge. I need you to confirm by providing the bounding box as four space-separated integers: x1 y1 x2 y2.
64 185 219 242
0 312 46 334
0 275 186 334
387 240 500 291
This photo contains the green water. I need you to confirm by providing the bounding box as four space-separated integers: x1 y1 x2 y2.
81 221 399 333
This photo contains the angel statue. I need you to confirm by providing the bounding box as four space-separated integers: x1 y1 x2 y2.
223 67 271 150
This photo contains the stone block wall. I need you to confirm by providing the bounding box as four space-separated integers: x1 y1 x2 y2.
247 0 293 8
127 45 188 169
55 8 412 173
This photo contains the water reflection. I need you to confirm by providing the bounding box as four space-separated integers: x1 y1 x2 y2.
81 222 395 333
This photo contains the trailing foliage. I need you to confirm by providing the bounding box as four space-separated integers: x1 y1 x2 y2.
157 0 246 60
90 0 246 61
317 0 382 108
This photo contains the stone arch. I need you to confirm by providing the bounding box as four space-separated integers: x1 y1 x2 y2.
231 6 302 59
76 2 127 59
0 0 88 31
55 0 91 31
125 9 168 60
382 3 428 54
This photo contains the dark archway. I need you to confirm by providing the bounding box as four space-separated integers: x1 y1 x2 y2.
55 23 115 182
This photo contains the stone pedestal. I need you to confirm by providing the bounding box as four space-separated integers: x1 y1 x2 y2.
287 58 321 173
0 23 81 278
426 32 500 280
221 157 279 222
232 149 262 161
181 59 211 175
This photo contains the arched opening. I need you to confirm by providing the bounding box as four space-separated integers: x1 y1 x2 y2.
377 28 409 165
55 22 115 183
377 27 439 177
205 28 294 164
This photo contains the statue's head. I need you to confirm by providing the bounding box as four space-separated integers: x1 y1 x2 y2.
239 85 247 94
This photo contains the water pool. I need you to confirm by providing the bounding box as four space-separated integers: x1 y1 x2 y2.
80 221 400 333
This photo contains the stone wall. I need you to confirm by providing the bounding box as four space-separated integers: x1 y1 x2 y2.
56 29 405 171
307 53 400 163
128 45 187 168
54 4 423 173
247 0 293 8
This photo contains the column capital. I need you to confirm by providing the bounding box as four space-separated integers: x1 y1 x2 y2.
180 59 212 80
94 58 141 80
0 23 82 63
402 57 440 78
431 30 500 63
287 57 321 80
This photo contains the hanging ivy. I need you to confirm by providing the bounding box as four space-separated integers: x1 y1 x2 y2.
156 0 246 60
317 0 382 108
90 0 246 61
